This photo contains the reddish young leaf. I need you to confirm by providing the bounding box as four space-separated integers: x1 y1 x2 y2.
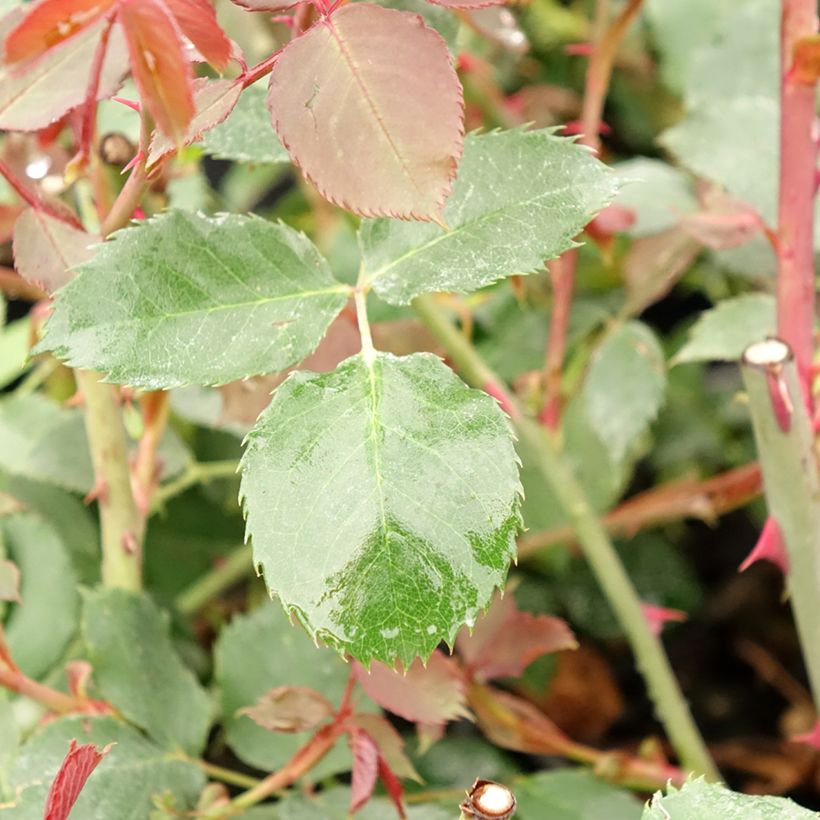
118 0 195 141
238 685 334 733
352 714 421 782
43 739 111 820
456 592 577 682
229 0 303 11
147 78 243 165
4 0 116 64
268 3 463 221
163 0 231 71
13 209 97 294
0 17 129 132
350 729 380 815
353 651 469 726
0 560 20 604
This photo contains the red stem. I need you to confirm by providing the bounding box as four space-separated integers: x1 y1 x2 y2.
241 49 284 89
540 252 577 429
777 0 818 404
78 12 117 171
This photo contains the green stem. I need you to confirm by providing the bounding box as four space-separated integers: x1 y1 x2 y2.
175 544 254 616
741 338 820 710
193 759 262 790
78 371 143 591
413 294 719 779
150 460 239 514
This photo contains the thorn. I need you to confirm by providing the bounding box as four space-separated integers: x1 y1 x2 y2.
641 602 687 636
112 97 140 112
66 389 85 407
765 369 794 432
122 532 138 555
563 119 611 137
83 478 108 506
739 516 789 574
565 42 594 57
120 150 145 176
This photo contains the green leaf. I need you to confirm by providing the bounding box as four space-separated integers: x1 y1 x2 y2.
0 474 99 584
515 769 643 820
0 716 204 819
81 589 212 755
214 602 368 776
0 318 30 390
0 395 93 494
2 513 78 679
39 211 350 389
580 321 666 464
673 294 776 364
202 82 289 165
358 128 617 305
240 352 522 665
643 778 817 819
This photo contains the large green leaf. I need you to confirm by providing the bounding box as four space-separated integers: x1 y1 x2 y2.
39 212 350 389
515 769 642 820
202 82 289 165
214 602 368 776
240 352 521 665
643 778 817 819
0 394 93 494
0 716 204 819
580 321 666 464
358 128 617 305
81 589 212 755
2 513 78 680
673 294 776 364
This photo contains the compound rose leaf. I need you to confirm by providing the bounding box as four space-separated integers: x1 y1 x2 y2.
268 3 463 221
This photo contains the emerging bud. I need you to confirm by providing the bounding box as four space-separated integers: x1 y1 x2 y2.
460 779 516 819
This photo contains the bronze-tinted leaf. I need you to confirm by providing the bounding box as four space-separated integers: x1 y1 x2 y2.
268 3 463 221
238 686 334 733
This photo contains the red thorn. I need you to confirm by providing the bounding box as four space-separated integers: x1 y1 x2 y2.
83 479 108 506
457 52 478 74
765 369 794 432
565 42 594 56
740 516 789 574
122 532 138 555
112 97 140 112
563 119 611 137
132 207 146 220
483 380 519 420
641 603 687 636
120 151 145 176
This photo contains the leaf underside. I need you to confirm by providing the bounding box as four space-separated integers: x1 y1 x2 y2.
268 3 464 221
358 128 618 304
240 351 522 666
38 211 349 389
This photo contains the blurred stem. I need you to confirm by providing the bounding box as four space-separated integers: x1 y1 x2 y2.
413 294 719 779
777 0 818 401
150 459 239 514
78 371 143 591
175 544 254 616
132 391 170 516
741 340 820 710
517 461 762 558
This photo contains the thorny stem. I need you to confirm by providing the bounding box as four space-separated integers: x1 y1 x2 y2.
78 372 143 591
413 294 719 779
741 340 820 710
777 0 818 402
0 657 103 716
517 461 763 558
132 391 171 516
240 50 284 89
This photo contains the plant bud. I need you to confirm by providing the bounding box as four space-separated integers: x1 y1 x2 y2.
460 779 516 819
